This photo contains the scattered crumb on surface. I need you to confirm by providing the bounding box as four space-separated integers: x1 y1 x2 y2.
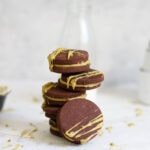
105 126 113 133
110 142 116 147
5 124 9 128
29 122 37 128
28 122 38 139
109 142 123 150
12 144 23 150
28 128 38 139
1 139 13 149
20 125 38 139
127 122 135 127
32 96 40 103
135 108 143 117
98 130 103 136
20 129 29 138
7 139 11 142
2 139 24 150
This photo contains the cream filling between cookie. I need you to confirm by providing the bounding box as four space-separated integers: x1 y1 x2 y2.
50 60 91 71
48 48 89 71
65 70 103 89
48 48 67 70
44 93 87 102
51 126 59 132
59 79 100 89
42 82 57 95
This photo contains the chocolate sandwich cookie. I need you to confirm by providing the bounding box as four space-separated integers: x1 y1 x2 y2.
49 119 57 126
58 69 104 92
50 127 61 137
42 103 60 119
42 82 86 106
49 119 62 137
57 99 103 144
47 48 90 73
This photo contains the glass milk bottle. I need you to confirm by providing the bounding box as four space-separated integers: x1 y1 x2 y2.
59 0 98 101
138 41 150 105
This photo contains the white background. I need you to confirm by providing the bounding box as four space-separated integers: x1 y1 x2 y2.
0 1 150 149
0 0 150 86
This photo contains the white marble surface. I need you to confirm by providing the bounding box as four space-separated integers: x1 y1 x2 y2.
1 1 150 149
0 80 150 150
0 0 150 86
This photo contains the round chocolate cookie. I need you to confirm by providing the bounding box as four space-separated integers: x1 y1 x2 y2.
57 99 103 144
45 113 57 120
58 69 104 92
49 119 57 126
50 127 61 137
49 119 62 137
47 48 90 73
42 82 86 106
42 103 60 118
42 104 60 120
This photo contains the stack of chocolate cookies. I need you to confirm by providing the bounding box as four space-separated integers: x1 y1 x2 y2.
42 48 104 144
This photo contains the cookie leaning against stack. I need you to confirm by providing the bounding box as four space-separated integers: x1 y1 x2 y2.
57 99 103 144
42 48 104 144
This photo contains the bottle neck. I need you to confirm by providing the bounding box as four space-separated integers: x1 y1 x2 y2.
66 0 92 17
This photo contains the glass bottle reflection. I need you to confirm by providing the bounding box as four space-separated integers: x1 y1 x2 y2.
59 0 98 101
59 0 96 68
